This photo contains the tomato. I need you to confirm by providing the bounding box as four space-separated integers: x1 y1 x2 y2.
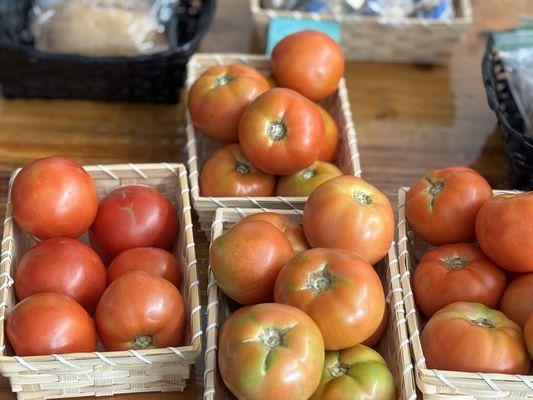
219 303 324 400
476 192 533 273
199 143 275 197
271 30 344 101
421 302 529 374
188 64 270 141
12 156 97 239
412 243 506 317
238 212 309 253
89 185 178 262
363 305 389 347
311 344 395 400
239 88 325 175
303 175 394 264
406 166 492 245
274 248 385 349
107 247 181 287
525 313 533 359
499 273 533 328
210 220 294 304
316 104 340 162
276 161 342 197
95 271 184 351
6 293 97 356
14 237 106 313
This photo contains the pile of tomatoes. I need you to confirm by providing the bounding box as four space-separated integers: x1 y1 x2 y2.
405 166 533 374
6 156 185 356
188 30 347 198
211 174 396 400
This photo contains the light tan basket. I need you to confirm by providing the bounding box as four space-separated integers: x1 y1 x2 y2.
397 188 533 399
185 53 361 231
203 207 417 400
250 0 472 64
0 163 202 400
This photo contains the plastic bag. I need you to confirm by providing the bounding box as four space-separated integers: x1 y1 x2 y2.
31 0 181 57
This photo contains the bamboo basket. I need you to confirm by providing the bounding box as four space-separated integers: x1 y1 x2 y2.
0 163 202 400
397 188 533 399
185 53 361 231
250 0 473 64
203 207 417 400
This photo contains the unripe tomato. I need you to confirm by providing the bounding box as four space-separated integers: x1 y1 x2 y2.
276 161 342 197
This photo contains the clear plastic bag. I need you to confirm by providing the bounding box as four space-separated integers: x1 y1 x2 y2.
31 0 181 57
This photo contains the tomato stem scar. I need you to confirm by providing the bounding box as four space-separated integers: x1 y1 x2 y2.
267 121 287 141
443 256 468 270
235 161 252 175
214 73 234 87
133 334 154 349
329 360 350 377
471 317 494 329
353 190 372 205
306 266 331 294
301 168 316 180
260 327 283 349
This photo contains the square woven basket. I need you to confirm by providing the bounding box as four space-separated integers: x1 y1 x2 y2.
203 207 417 400
249 0 473 64
397 187 533 399
0 163 202 400
185 53 361 231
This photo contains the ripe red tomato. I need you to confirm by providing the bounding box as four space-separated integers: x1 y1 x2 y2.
238 212 309 253
188 64 270 141
525 313 533 359
476 192 533 273
271 30 344 101
14 237 106 313
499 273 533 328
107 247 181 287
219 303 324 400
275 248 385 349
210 220 294 304
199 143 275 197
406 167 492 245
311 344 395 400
421 302 529 374
12 156 98 239
95 271 185 351
412 243 507 317
316 104 340 162
276 161 342 197
6 293 97 356
363 305 389 347
239 88 325 175
303 175 394 264
89 185 178 262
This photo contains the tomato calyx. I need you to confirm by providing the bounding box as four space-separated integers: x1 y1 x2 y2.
443 256 468 270
235 161 252 175
305 266 331 295
260 327 284 349
267 121 287 141
471 317 494 329
300 168 316 180
328 360 350 377
353 190 372 205
214 73 234 87
133 334 155 349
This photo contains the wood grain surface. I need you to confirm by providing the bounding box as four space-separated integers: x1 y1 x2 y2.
1 0 532 399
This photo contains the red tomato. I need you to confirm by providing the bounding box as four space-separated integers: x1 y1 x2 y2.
210 220 294 305
275 248 385 349
303 175 394 264
276 161 342 197
107 247 181 287
239 88 325 175
316 104 340 162
6 293 97 356
89 185 178 262
188 64 270 141
95 271 185 351
12 156 97 239
200 143 275 197
406 166 492 245
476 192 533 273
14 237 106 313
499 273 533 328
525 313 533 359
219 303 324 400
271 30 344 101
413 243 507 317
363 305 389 347
421 302 529 374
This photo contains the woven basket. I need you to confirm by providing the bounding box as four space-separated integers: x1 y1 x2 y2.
203 207 417 400
249 0 472 64
0 163 202 400
185 53 361 231
397 187 533 399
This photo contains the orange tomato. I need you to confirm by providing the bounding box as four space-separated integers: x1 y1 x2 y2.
316 104 340 162
499 273 533 328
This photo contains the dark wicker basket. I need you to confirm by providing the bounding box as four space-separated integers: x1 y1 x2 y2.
0 0 216 103
482 34 533 190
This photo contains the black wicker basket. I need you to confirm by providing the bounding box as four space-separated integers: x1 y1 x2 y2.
0 0 216 103
482 34 533 190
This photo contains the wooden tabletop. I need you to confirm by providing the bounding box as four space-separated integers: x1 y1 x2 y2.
1 0 532 399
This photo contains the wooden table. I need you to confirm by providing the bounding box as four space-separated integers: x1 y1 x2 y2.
0 0 531 399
